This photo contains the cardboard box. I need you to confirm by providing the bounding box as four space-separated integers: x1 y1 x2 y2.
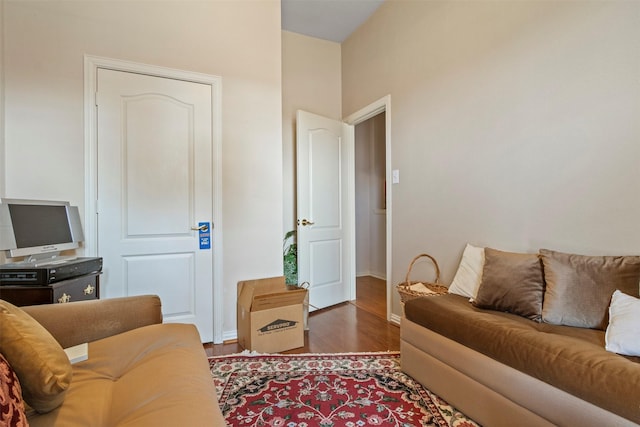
237 276 307 353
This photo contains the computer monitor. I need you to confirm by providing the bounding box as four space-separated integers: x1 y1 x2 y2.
0 198 84 263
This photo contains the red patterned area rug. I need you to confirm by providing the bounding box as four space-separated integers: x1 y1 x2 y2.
209 352 480 427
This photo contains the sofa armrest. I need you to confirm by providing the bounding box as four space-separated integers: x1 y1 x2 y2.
22 295 163 348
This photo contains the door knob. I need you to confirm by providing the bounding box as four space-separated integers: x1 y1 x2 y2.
191 224 209 232
300 218 315 226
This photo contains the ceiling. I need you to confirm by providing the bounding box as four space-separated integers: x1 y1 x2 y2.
281 0 385 43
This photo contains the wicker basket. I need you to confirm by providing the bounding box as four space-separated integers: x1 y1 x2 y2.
396 253 448 303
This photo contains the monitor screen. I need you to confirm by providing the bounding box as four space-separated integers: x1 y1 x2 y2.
0 198 84 261
9 204 73 248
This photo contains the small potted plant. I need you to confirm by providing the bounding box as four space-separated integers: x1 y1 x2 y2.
283 230 309 329
283 230 298 286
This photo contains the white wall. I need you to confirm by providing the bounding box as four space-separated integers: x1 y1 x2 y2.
369 113 386 278
3 0 284 338
281 31 341 235
355 119 372 275
343 0 640 316
355 113 386 279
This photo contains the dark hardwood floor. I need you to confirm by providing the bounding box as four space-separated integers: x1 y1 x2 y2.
352 275 387 319
205 275 399 357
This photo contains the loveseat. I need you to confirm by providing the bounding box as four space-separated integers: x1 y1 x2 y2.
0 295 226 426
400 246 640 427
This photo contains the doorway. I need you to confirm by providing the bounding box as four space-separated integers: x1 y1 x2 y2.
345 95 390 323
353 112 387 319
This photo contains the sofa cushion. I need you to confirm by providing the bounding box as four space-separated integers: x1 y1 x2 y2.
605 290 640 356
0 300 72 413
405 294 640 424
0 353 29 427
27 323 225 427
472 248 545 321
448 243 485 299
540 249 640 329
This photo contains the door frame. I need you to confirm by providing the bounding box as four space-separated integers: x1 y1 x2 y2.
83 55 224 342
344 95 395 323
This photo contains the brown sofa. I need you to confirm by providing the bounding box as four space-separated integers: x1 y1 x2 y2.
1 295 226 426
401 294 640 427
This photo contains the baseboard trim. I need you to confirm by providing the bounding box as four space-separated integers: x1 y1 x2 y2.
390 313 402 326
356 273 387 281
223 330 238 343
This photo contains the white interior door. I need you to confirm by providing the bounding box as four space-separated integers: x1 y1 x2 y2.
96 68 214 342
296 110 355 309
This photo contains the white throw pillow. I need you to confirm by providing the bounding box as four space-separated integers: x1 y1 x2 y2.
448 243 485 299
605 290 640 356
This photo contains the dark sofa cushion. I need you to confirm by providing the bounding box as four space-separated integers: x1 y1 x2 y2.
540 249 640 330
472 248 545 321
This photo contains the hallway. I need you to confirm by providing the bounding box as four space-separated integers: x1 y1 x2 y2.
352 275 387 319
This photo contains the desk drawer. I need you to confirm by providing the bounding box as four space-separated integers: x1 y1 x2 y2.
53 274 99 304
0 273 100 306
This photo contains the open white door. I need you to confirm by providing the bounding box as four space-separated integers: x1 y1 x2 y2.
96 68 215 342
296 110 355 309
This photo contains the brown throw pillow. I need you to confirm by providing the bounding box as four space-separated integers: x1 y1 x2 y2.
0 353 29 426
0 300 72 413
540 249 640 330
472 248 545 321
